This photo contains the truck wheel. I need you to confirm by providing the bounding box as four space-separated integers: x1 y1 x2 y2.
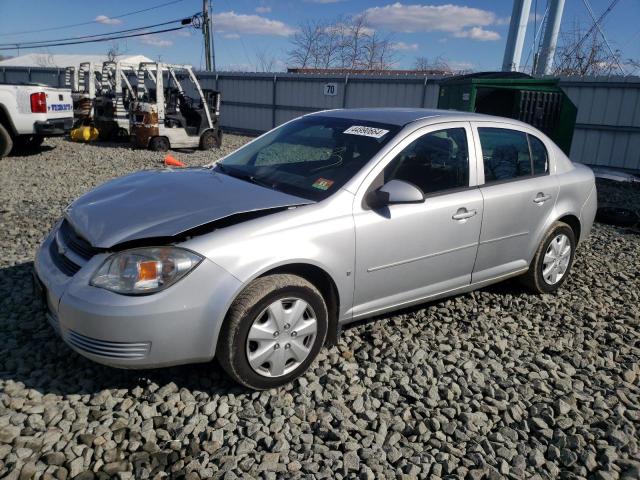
217 274 328 390
199 130 219 150
0 123 13 158
521 221 576 294
149 136 169 152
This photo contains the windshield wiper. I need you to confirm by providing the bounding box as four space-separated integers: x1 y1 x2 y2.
215 164 276 190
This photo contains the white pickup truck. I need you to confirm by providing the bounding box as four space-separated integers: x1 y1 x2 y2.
0 82 74 158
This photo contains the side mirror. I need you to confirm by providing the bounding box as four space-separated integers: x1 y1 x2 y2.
367 179 425 209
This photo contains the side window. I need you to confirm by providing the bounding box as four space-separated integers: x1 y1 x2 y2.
528 134 549 175
384 128 469 195
478 128 532 182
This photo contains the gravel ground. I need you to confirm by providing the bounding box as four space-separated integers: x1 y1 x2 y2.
1 137 639 480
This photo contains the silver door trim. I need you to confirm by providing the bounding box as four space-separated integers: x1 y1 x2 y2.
479 231 529 245
367 242 478 272
349 266 530 321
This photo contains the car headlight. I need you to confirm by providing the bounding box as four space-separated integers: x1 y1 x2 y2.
90 247 203 295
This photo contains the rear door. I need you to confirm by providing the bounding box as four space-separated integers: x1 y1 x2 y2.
351 122 483 318
471 122 559 283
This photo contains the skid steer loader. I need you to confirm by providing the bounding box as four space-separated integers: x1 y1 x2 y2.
130 62 221 151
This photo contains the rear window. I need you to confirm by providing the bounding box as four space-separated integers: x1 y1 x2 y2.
478 127 532 183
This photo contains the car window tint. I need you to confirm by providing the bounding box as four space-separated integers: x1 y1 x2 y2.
384 128 469 195
478 127 532 182
528 134 549 175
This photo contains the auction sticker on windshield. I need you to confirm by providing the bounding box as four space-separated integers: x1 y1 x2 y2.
344 125 389 138
312 178 334 190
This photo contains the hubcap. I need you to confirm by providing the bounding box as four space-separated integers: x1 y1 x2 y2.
542 233 572 285
245 297 317 378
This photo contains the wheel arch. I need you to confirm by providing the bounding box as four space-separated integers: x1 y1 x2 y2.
221 261 342 348
0 104 17 136
556 213 581 244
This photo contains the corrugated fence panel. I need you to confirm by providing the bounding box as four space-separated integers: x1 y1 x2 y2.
2 66 639 169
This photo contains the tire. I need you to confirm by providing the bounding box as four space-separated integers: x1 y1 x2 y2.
199 129 220 150
0 123 13 158
521 221 576 294
149 136 169 152
217 274 328 390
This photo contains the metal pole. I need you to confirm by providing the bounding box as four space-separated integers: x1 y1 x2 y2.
502 0 533 72
202 0 212 71
535 0 565 75
209 0 216 72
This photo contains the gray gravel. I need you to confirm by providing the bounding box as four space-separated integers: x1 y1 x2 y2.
1 137 640 479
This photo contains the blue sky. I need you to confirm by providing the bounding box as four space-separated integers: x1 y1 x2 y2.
0 0 639 73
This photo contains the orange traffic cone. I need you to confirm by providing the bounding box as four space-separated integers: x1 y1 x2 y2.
164 154 185 168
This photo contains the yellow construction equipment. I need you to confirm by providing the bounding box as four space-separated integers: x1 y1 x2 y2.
70 125 99 142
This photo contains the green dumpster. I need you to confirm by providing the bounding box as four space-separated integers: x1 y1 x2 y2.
437 72 577 155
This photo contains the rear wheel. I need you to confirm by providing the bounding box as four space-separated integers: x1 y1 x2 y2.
149 136 170 152
0 123 14 158
521 221 576 293
217 274 328 390
199 129 220 150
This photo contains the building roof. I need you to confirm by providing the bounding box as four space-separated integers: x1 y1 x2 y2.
0 53 153 69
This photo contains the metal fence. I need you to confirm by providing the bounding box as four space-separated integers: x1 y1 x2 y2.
2 66 639 170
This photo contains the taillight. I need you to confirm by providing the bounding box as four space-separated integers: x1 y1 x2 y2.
30 92 47 113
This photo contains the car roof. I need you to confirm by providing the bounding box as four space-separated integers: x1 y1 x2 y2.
308 107 523 128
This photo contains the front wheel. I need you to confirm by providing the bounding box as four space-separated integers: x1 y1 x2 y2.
199 129 221 150
521 221 576 294
217 274 328 390
149 136 169 152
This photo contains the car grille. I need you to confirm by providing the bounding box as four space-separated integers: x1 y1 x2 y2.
59 219 101 260
50 220 103 276
65 329 150 359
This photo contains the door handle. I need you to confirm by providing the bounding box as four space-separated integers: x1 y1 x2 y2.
452 208 478 221
533 192 551 204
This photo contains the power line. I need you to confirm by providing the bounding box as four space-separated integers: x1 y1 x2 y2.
0 26 189 51
581 0 625 74
0 0 185 38
0 15 197 48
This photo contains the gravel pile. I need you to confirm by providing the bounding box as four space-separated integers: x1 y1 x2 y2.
1 137 639 479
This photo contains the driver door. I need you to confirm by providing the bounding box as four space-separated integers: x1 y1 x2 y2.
351 123 483 319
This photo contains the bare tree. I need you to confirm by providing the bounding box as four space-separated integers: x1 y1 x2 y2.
255 47 277 72
288 15 396 71
287 20 325 69
552 22 626 76
106 42 125 63
414 56 454 73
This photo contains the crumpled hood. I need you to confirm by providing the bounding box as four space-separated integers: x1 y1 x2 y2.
65 167 311 248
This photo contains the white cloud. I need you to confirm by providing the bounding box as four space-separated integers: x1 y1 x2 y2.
175 29 192 38
391 41 419 51
139 34 173 47
364 2 502 41
447 60 474 71
255 6 271 13
95 15 123 26
223 33 241 39
454 26 500 41
214 11 296 37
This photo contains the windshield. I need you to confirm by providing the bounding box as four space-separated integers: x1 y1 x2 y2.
217 116 400 200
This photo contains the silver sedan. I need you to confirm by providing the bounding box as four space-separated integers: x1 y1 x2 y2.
34 108 597 389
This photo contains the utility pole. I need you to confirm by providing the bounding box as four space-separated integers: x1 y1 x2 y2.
502 0 532 72
534 0 565 75
209 1 216 72
202 0 215 71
